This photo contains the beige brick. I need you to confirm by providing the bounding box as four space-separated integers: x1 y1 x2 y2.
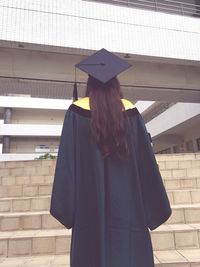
32 237 55 254
24 256 52 266
180 179 197 189
56 237 70 254
50 254 70 265
8 239 31 256
197 178 200 188
166 209 184 224
12 199 31 212
173 191 192 205
0 200 11 212
164 180 181 190
44 175 53 184
23 186 38 197
31 176 46 185
0 187 7 198
191 160 200 168
24 160 41 167
172 169 187 178
187 168 200 178
39 185 52 195
185 209 200 223
156 155 172 161
36 167 50 176
154 250 188 264
178 248 200 262
23 167 36 176
42 214 63 229
191 190 200 203
151 232 175 250
10 168 24 177
5 161 24 168
16 176 30 185
157 162 165 170
1 217 20 231
22 215 41 230
183 154 196 160
0 162 5 168
165 161 179 169
31 198 50 211
7 186 22 197
42 160 56 167
160 170 172 179
175 231 199 249
178 160 192 169
0 240 7 256
2 177 15 186
0 257 27 266
0 169 10 177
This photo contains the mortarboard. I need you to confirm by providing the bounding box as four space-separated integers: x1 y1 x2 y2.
73 48 132 101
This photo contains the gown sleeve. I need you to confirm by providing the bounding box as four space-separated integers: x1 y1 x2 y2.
136 112 172 231
50 108 76 229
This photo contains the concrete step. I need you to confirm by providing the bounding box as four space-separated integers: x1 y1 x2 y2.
1 153 199 169
163 177 200 190
167 189 200 205
151 223 200 251
0 177 200 199
154 248 200 266
0 254 70 266
1 165 199 183
0 166 55 178
0 196 51 213
0 202 199 231
1 224 200 257
0 211 63 231
0 184 52 198
0 160 56 169
0 248 200 266
0 158 200 181
0 175 53 187
155 153 200 162
1 202 200 231
1 188 200 213
160 168 200 180
0 229 71 257
158 158 200 170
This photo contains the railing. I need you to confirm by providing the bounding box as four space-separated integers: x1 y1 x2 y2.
85 0 200 17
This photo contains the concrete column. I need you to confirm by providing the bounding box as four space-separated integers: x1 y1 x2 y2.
2 107 12 153
2 136 10 153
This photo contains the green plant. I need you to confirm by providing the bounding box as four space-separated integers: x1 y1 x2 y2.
34 153 57 160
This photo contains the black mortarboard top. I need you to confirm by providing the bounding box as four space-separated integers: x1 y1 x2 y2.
73 48 132 101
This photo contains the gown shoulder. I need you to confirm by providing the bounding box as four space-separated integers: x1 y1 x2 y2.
73 97 135 110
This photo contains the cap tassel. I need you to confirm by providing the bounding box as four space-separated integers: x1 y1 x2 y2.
73 67 78 102
73 82 78 102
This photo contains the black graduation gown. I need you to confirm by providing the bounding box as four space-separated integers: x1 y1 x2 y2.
50 103 172 267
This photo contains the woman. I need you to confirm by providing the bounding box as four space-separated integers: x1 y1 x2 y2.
50 49 172 267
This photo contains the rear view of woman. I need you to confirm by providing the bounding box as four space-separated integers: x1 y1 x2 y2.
50 48 172 267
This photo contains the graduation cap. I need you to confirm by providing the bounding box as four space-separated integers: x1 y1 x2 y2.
73 48 132 101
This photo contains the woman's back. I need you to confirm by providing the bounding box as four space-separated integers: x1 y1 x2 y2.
50 97 172 267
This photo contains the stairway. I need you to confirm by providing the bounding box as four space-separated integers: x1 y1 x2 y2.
0 153 200 266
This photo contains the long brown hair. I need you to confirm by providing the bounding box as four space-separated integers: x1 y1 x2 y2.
85 75 130 161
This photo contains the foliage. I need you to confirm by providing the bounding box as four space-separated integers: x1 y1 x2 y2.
34 153 57 160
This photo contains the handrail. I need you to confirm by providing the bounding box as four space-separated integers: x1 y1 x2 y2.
86 0 200 17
